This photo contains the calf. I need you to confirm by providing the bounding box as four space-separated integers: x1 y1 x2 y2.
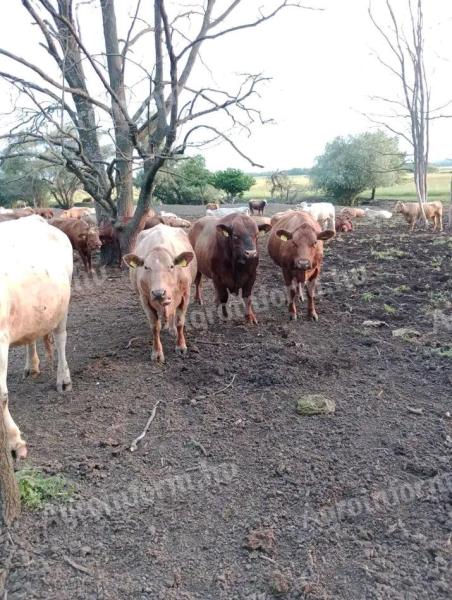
205 202 219 211
189 214 271 324
249 199 267 216
268 211 335 321
394 201 443 232
51 217 102 272
123 225 196 363
0 216 73 457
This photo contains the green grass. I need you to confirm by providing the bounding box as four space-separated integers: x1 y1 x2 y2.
430 346 452 359
362 291 377 302
16 468 75 509
384 303 397 315
244 171 452 203
371 248 408 260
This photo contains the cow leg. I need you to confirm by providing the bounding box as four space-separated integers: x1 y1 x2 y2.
215 283 229 318
242 279 258 325
439 213 443 232
0 342 27 458
282 272 297 320
23 341 40 379
194 271 203 305
306 272 319 321
86 252 93 273
175 296 188 355
151 316 164 362
53 315 72 392
298 282 305 303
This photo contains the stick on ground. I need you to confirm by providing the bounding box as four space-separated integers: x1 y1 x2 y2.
130 399 161 452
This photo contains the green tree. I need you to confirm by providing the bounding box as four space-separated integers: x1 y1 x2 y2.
140 155 219 205
310 131 405 205
0 154 51 207
210 168 256 201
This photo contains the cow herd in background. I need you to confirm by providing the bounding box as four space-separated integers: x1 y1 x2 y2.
0 195 446 458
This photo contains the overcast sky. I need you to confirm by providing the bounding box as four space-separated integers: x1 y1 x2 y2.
1 0 451 172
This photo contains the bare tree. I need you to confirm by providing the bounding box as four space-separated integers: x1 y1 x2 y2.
0 412 20 526
368 0 440 222
46 167 81 209
0 0 319 257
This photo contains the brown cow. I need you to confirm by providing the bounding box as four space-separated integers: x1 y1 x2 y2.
249 199 267 216
335 216 353 233
189 214 271 324
394 201 443 232
205 202 219 211
268 211 335 321
123 225 196 363
33 207 54 219
144 215 191 229
51 217 102 272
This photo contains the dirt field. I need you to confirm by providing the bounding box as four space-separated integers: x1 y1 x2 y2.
3 204 452 600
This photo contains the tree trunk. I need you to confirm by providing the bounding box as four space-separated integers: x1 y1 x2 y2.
370 187 376 201
0 410 20 526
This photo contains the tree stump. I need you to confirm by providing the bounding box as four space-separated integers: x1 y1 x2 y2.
0 410 20 526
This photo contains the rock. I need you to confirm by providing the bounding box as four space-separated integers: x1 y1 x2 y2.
269 570 290 596
296 395 335 416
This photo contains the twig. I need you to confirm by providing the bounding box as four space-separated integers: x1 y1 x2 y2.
63 555 93 576
190 438 208 456
130 399 161 452
209 373 237 398
407 406 424 415
259 554 277 564
126 337 141 349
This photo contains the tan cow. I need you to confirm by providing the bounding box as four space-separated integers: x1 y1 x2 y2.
123 224 197 363
341 207 365 219
60 207 91 219
394 201 443 232
0 216 73 457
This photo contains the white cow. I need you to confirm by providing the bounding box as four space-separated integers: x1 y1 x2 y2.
297 202 336 231
206 206 250 218
0 216 73 458
364 208 392 219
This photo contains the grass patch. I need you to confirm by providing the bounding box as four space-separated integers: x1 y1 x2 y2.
362 291 377 302
371 248 408 260
384 303 397 314
429 346 452 359
394 285 411 294
16 468 75 509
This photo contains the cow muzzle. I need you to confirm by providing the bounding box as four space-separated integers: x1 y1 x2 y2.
244 249 257 259
295 259 311 270
151 289 171 305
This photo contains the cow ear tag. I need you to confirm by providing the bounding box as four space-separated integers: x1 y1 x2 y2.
279 233 289 241
222 229 229 237
176 258 187 267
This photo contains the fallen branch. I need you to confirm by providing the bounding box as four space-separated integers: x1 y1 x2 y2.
125 337 141 349
63 555 93 576
130 399 161 452
190 438 208 456
407 406 424 415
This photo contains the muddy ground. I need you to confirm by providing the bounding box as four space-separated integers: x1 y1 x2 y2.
2 204 452 600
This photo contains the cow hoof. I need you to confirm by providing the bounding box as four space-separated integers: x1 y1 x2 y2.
310 313 319 322
57 380 72 393
289 313 297 321
151 351 165 363
195 298 203 306
245 316 258 325
175 346 188 355
23 368 40 379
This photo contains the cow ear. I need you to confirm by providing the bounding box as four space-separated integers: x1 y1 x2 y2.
123 253 144 269
217 224 232 238
79 233 87 240
258 223 272 235
317 229 335 241
174 251 194 268
276 229 292 242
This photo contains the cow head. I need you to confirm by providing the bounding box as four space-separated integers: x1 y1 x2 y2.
393 201 405 213
216 215 271 264
81 226 102 251
276 224 335 270
123 249 194 308
336 219 353 233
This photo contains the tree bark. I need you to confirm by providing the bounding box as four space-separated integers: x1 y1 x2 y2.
0 410 20 527
370 187 376 201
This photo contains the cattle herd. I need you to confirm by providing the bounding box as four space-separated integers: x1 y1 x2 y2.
0 196 445 459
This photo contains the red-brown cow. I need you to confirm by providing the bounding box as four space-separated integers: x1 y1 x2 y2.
335 216 353 233
189 214 271 324
51 217 102 272
268 211 334 321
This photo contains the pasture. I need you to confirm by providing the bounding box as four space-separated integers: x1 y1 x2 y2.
4 204 451 599
245 171 452 202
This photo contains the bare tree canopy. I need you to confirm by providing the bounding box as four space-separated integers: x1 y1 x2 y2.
0 0 318 256
368 0 451 221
